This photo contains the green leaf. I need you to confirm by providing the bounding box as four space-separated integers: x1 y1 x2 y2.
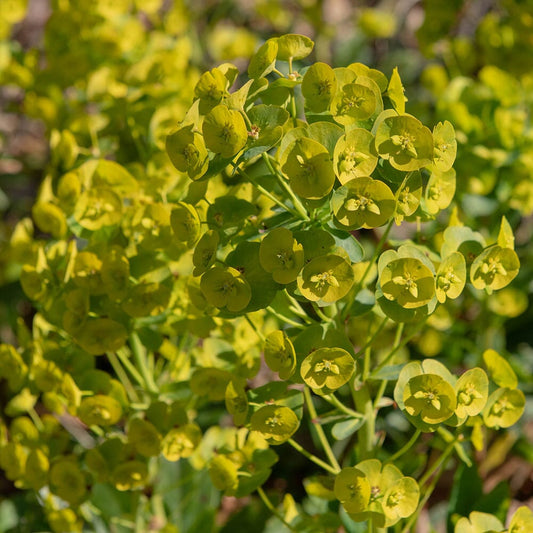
331 418 365 440
248 39 278 79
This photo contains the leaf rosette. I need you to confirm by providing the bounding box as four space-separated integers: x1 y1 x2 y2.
259 227 304 284
331 176 395 230
300 347 355 392
297 254 354 303
375 115 434 171
281 137 335 199
250 405 299 444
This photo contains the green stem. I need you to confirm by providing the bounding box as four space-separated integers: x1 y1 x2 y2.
401 439 457 533
373 379 388 410
352 317 389 359
262 154 309 221
130 332 159 395
237 164 300 219
322 393 362 420
107 351 140 403
370 320 426 378
244 314 266 343
115 348 145 387
266 306 306 328
28 406 44 432
287 439 338 475
386 429 422 464
304 386 341 473
257 487 299 533
312 303 333 323
341 219 394 321
352 382 375 460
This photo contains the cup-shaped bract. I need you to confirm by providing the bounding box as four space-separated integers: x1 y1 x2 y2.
190 367 234 402
300 347 355 391
375 115 434 171
49 459 87 505
225 380 249 426
193 230 220 276
250 405 299 444
78 395 123 427
298 254 354 303
127 417 161 458
32 202 67 239
0 344 28 391
424 168 456 215
383 477 420 525
209 454 239 493
264 330 297 380
194 67 228 114
380 257 435 309
75 318 128 355
470 245 520 291
281 137 335 199
455 368 489 418
25 448 49 490
483 387 525 428
166 124 208 180
454 511 504 533
334 129 378 183
387 67 407 114
161 423 202 461
302 62 337 112
509 506 533 533
111 461 148 491
200 266 252 312
331 81 377 125
436 251 466 303
259 227 304 284
334 467 371 514
202 104 248 158
403 374 457 424
432 120 457 172
170 202 201 248
73 187 122 230
395 171 422 221
331 176 395 230
122 282 170 318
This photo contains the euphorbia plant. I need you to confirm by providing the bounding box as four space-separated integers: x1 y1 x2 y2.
0 31 527 533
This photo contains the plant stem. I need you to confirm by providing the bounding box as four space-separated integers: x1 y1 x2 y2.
352 382 375 461
115 348 145 387
237 164 300 219
304 386 341 473
352 317 389 359
401 439 457 533
322 393 362 419
244 314 265 343
370 320 426 378
386 429 422 464
266 306 306 328
262 154 310 221
257 487 299 533
107 351 140 403
130 331 159 395
287 438 338 475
